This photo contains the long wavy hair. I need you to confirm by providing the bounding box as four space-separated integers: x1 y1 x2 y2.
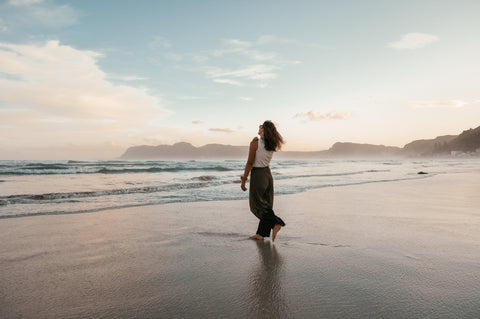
262 120 284 152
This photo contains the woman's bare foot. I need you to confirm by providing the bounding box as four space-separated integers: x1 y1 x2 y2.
249 234 264 240
272 224 282 242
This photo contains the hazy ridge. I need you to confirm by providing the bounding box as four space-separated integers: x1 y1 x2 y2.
121 125 480 159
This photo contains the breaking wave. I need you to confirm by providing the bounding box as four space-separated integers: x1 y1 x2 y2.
0 180 234 206
0 161 237 175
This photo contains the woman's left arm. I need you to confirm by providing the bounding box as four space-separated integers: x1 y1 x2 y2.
241 137 258 191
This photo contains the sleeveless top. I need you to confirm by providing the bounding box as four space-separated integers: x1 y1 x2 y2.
253 138 274 167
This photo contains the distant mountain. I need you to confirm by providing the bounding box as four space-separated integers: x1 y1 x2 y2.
402 125 480 156
275 150 329 159
120 125 480 159
327 142 401 157
443 126 480 153
402 135 457 156
121 142 247 159
121 142 403 159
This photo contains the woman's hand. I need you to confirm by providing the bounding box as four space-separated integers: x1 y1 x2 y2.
240 176 247 191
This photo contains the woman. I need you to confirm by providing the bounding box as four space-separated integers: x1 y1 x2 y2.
241 120 286 241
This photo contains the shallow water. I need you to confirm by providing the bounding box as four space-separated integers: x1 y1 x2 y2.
1 158 479 218
1 172 479 318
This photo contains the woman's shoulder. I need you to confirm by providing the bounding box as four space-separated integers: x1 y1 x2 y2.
249 137 259 148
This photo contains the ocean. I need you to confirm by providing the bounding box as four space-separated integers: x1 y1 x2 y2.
1 158 479 219
1 159 480 318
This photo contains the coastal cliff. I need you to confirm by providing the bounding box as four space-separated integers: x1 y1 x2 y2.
121 125 480 159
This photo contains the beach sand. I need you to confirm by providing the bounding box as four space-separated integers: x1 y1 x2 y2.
1 172 479 318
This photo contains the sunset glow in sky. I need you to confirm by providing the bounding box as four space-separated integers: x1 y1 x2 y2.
1 0 479 159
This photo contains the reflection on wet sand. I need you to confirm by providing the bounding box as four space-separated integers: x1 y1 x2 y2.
247 241 287 318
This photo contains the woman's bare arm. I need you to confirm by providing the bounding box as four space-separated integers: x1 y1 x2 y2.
240 137 258 191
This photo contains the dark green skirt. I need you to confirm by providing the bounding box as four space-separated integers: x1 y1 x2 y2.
249 167 285 237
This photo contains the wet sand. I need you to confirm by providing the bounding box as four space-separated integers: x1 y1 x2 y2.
1 172 479 318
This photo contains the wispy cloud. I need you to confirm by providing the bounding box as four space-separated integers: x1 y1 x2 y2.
2 0 77 28
0 18 7 32
148 36 185 63
213 38 277 61
294 110 351 122
8 0 44 6
209 128 234 133
388 33 439 50
192 120 204 124
155 35 298 88
164 52 183 61
213 78 243 86
410 99 478 109
0 40 168 143
106 74 148 82
222 38 251 48
207 64 278 81
149 36 172 49
257 83 271 89
178 96 205 101
256 35 294 45
206 36 297 85
37 116 72 123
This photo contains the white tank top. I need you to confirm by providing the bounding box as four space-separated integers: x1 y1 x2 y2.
253 138 274 167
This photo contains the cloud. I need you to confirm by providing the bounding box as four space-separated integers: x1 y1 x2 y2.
213 38 277 61
149 36 185 63
410 99 477 109
213 78 243 86
207 64 278 81
8 0 44 6
37 116 72 123
305 42 335 50
388 33 439 50
164 52 183 61
106 74 148 82
209 128 234 133
183 35 297 87
192 120 204 124
177 96 205 101
148 34 299 89
222 38 252 49
150 35 298 88
0 18 7 32
191 54 209 63
223 35 293 48
178 96 204 101
0 40 169 145
257 83 270 89
149 36 172 49
3 0 77 28
242 51 277 61
294 110 351 122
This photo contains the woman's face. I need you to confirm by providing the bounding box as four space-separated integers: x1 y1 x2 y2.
258 124 264 137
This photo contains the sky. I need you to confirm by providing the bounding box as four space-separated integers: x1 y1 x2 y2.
0 0 479 159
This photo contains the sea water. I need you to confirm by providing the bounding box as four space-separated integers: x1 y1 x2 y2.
1 158 479 218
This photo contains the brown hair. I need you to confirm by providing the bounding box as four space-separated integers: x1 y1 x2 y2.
262 120 284 151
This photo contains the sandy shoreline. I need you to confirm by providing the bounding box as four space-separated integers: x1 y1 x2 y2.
1 172 479 318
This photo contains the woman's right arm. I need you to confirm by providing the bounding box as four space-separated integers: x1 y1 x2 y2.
240 137 258 191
